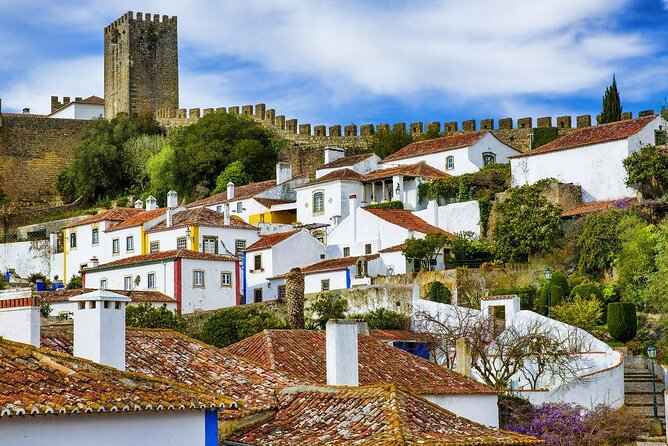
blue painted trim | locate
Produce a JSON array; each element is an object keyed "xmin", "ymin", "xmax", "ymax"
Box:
[
  {"xmin": 345, "ymin": 268, "xmax": 351, "ymax": 289},
  {"xmin": 242, "ymin": 252, "xmax": 247, "ymax": 305},
  {"xmin": 205, "ymin": 410, "xmax": 218, "ymax": 446}
]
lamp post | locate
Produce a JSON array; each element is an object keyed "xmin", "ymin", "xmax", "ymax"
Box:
[
  {"xmin": 648, "ymin": 344, "xmax": 658, "ymax": 420},
  {"xmin": 544, "ymin": 266, "xmax": 552, "ymax": 318}
]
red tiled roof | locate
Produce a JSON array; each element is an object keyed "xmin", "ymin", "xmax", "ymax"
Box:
[
  {"xmin": 224, "ymin": 329, "xmax": 495, "ymax": 395},
  {"xmin": 269, "ymin": 254, "xmax": 380, "ymax": 279},
  {"xmin": 382, "ymin": 131, "xmax": 491, "ymax": 162},
  {"xmin": 369, "ymin": 329, "xmax": 435, "ymax": 343},
  {"xmin": 319, "ymin": 153, "xmax": 375, "ymax": 169},
  {"xmin": 2, "ymin": 112, "xmax": 47, "ymax": 118},
  {"xmin": 245, "ymin": 230, "xmax": 301, "ymax": 252},
  {"xmin": 481, "ymin": 294, "xmax": 518, "ymax": 301},
  {"xmin": 83, "ymin": 249, "xmax": 238, "ymax": 272},
  {"xmin": 296, "ymin": 168, "xmax": 363, "ymax": 188},
  {"xmin": 106, "ymin": 208, "xmax": 165, "ymax": 232},
  {"xmin": 253, "ymin": 198, "xmax": 296, "ymax": 209},
  {"xmin": 147, "ymin": 207, "xmax": 258, "ymax": 232},
  {"xmin": 362, "ymin": 162, "xmax": 449, "ymax": 182},
  {"xmin": 229, "ymin": 384, "xmax": 539, "ymax": 446},
  {"xmin": 37, "ymin": 288, "xmax": 175, "ymax": 304},
  {"xmin": 512, "ymin": 115, "xmax": 658, "ymax": 158},
  {"xmin": 41, "ymin": 327, "xmax": 296, "ymax": 419},
  {"xmin": 61, "ymin": 208, "xmax": 144, "ymax": 229},
  {"xmin": 187, "ymin": 179, "xmax": 278, "ymax": 208},
  {"xmin": 562, "ymin": 197, "xmax": 636, "ymax": 218},
  {"xmin": 79, "ymin": 95, "xmax": 105, "ymax": 105},
  {"xmin": 0, "ymin": 337, "xmax": 237, "ymax": 417},
  {"xmin": 363, "ymin": 208, "xmax": 454, "ymax": 237},
  {"xmin": 378, "ymin": 242, "xmax": 406, "ymax": 253}
]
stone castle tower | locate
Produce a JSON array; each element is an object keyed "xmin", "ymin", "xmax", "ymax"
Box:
[{"xmin": 104, "ymin": 11, "xmax": 179, "ymax": 119}]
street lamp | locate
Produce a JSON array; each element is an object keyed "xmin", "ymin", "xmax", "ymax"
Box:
[
  {"xmin": 648, "ymin": 344, "xmax": 658, "ymax": 420},
  {"xmin": 544, "ymin": 266, "xmax": 552, "ymax": 318}
]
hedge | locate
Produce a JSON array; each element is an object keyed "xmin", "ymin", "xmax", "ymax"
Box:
[{"xmin": 607, "ymin": 302, "xmax": 638, "ymax": 342}]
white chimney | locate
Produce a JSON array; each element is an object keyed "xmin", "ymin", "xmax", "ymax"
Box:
[
  {"xmin": 134, "ymin": 199, "xmax": 143, "ymax": 209},
  {"xmin": 69, "ymin": 289, "xmax": 131, "ymax": 370},
  {"xmin": 326, "ymin": 319, "xmax": 359, "ymax": 386},
  {"xmin": 324, "ymin": 147, "xmax": 345, "ymax": 164},
  {"xmin": 145, "ymin": 195, "xmax": 158, "ymax": 211},
  {"xmin": 349, "ymin": 194, "xmax": 358, "ymax": 242},
  {"xmin": 0, "ymin": 290, "xmax": 40, "ymax": 347},
  {"xmin": 276, "ymin": 162, "xmax": 293, "ymax": 184},
  {"xmin": 224, "ymin": 203, "xmax": 231, "ymax": 226},
  {"xmin": 167, "ymin": 190, "xmax": 178, "ymax": 208},
  {"xmin": 227, "ymin": 182, "xmax": 235, "ymax": 200},
  {"xmin": 427, "ymin": 199, "xmax": 439, "ymax": 227},
  {"xmin": 89, "ymin": 257, "xmax": 99, "ymax": 268}
]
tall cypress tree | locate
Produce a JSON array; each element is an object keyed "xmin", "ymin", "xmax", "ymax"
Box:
[{"xmin": 601, "ymin": 75, "xmax": 623, "ymax": 124}]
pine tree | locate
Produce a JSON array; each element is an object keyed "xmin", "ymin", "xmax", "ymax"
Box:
[{"xmin": 601, "ymin": 75, "xmax": 623, "ymax": 124}]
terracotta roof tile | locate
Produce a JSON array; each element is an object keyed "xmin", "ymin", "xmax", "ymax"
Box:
[
  {"xmin": 296, "ymin": 168, "xmax": 363, "ymax": 188},
  {"xmin": 253, "ymin": 197, "xmax": 296, "ymax": 208},
  {"xmin": 41, "ymin": 327, "xmax": 296, "ymax": 419},
  {"xmin": 147, "ymin": 207, "xmax": 258, "ymax": 233},
  {"xmin": 363, "ymin": 208, "xmax": 454, "ymax": 237},
  {"xmin": 369, "ymin": 329, "xmax": 435, "ymax": 343},
  {"xmin": 245, "ymin": 230, "xmax": 301, "ymax": 252},
  {"xmin": 37, "ymin": 288, "xmax": 175, "ymax": 304},
  {"xmin": 187, "ymin": 180, "xmax": 278, "ymax": 208},
  {"xmin": 378, "ymin": 243, "xmax": 406, "ymax": 253},
  {"xmin": 106, "ymin": 208, "xmax": 165, "ymax": 232},
  {"xmin": 61, "ymin": 208, "xmax": 144, "ymax": 229},
  {"xmin": 382, "ymin": 131, "xmax": 491, "ymax": 162},
  {"xmin": 269, "ymin": 254, "xmax": 379, "ymax": 279},
  {"xmin": 83, "ymin": 249, "xmax": 238, "ymax": 272},
  {"xmin": 229, "ymin": 384, "xmax": 539, "ymax": 446},
  {"xmin": 362, "ymin": 162, "xmax": 449, "ymax": 181},
  {"xmin": 224, "ymin": 329, "xmax": 495, "ymax": 395},
  {"xmin": 481, "ymin": 294, "xmax": 518, "ymax": 301},
  {"xmin": 512, "ymin": 115, "xmax": 658, "ymax": 158},
  {"xmin": 319, "ymin": 153, "xmax": 375, "ymax": 169},
  {"xmin": 0, "ymin": 337, "xmax": 237, "ymax": 417},
  {"xmin": 79, "ymin": 95, "xmax": 105, "ymax": 105},
  {"xmin": 562, "ymin": 197, "xmax": 636, "ymax": 217}
]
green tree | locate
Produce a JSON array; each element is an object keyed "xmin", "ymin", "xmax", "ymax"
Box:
[
  {"xmin": 425, "ymin": 281, "xmax": 452, "ymax": 303},
  {"xmin": 576, "ymin": 210, "xmax": 626, "ymax": 275},
  {"xmin": 212, "ymin": 161, "xmax": 252, "ymax": 194},
  {"xmin": 146, "ymin": 144, "xmax": 178, "ymax": 203},
  {"xmin": 601, "ymin": 74, "xmax": 622, "ymax": 124},
  {"xmin": 66, "ymin": 275, "xmax": 82, "ymax": 289},
  {"xmin": 615, "ymin": 216, "xmax": 657, "ymax": 309},
  {"xmin": 402, "ymin": 232, "xmax": 449, "ymax": 271},
  {"xmin": 356, "ymin": 308, "xmax": 410, "ymax": 330},
  {"xmin": 607, "ymin": 302, "xmax": 637, "ymax": 342},
  {"xmin": 200, "ymin": 306, "xmax": 286, "ymax": 348},
  {"xmin": 623, "ymin": 145, "xmax": 668, "ymax": 199},
  {"xmin": 535, "ymin": 270, "xmax": 569, "ymax": 315},
  {"xmin": 494, "ymin": 185, "xmax": 563, "ymax": 263},
  {"xmin": 307, "ymin": 293, "xmax": 349, "ymax": 329},
  {"xmin": 450, "ymin": 231, "xmax": 494, "ymax": 263},
  {"xmin": 552, "ymin": 295, "xmax": 603, "ymax": 331},
  {"xmin": 637, "ymin": 221, "xmax": 668, "ymax": 312},
  {"xmin": 124, "ymin": 134, "xmax": 168, "ymax": 192},
  {"xmin": 126, "ymin": 303, "xmax": 186, "ymax": 330},
  {"xmin": 368, "ymin": 126, "xmax": 414, "ymax": 159}
]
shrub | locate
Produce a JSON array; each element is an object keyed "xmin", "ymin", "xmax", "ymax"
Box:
[
  {"xmin": 0, "ymin": 274, "xmax": 6, "ymax": 290},
  {"xmin": 307, "ymin": 293, "xmax": 349, "ymax": 329},
  {"xmin": 39, "ymin": 303, "xmax": 52, "ymax": 318},
  {"xmin": 551, "ymin": 295, "xmax": 602, "ymax": 331},
  {"xmin": 607, "ymin": 302, "xmax": 638, "ymax": 342},
  {"xmin": 66, "ymin": 275, "xmax": 82, "ymax": 289},
  {"xmin": 576, "ymin": 209, "xmax": 626, "ymax": 275},
  {"xmin": 425, "ymin": 282, "xmax": 452, "ymax": 303},
  {"xmin": 356, "ymin": 308, "xmax": 410, "ymax": 330},
  {"xmin": 450, "ymin": 231, "xmax": 494, "ymax": 263},
  {"xmin": 200, "ymin": 306, "xmax": 286, "ymax": 348},
  {"xmin": 568, "ymin": 283, "xmax": 602, "ymax": 302},
  {"xmin": 624, "ymin": 144, "xmax": 668, "ymax": 199},
  {"xmin": 364, "ymin": 200, "xmax": 403, "ymax": 210},
  {"xmin": 535, "ymin": 270, "xmax": 569, "ymax": 316},
  {"xmin": 126, "ymin": 303, "xmax": 186, "ymax": 330}
]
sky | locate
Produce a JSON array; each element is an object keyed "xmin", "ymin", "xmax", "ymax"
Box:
[{"xmin": 1, "ymin": 0, "xmax": 668, "ymax": 127}]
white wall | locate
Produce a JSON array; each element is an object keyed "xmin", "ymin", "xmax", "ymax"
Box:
[
  {"xmin": 0, "ymin": 410, "xmax": 212, "ymax": 446},
  {"xmin": 49, "ymin": 103, "xmax": 104, "ymax": 120},
  {"xmin": 148, "ymin": 225, "xmax": 259, "ymax": 256},
  {"xmin": 85, "ymin": 260, "xmax": 176, "ymax": 297},
  {"xmin": 305, "ymin": 270, "xmax": 349, "ymax": 294},
  {"xmin": 296, "ymin": 181, "xmax": 364, "ymax": 226},
  {"xmin": 181, "ymin": 258, "xmax": 238, "ymax": 312},
  {"xmin": 0, "ymin": 240, "xmax": 54, "ymax": 278},
  {"xmin": 316, "ymin": 155, "xmax": 381, "ymax": 178},
  {"xmin": 413, "ymin": 200, "xmax": 481, "ymax": 237},
  {"xmin": 425, "ymin": 394, "xmax": 499, "ymax": 427},
  {"xmin": 380, "ymin": 251, "xmax": 407, "ymax": 275},
  {"xmin": 0, "ymin": 291, "xmax": 40, "ymax": 347}
]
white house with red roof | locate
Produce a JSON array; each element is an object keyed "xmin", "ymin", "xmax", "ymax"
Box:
[
  {"xmin": 47, "ymin": 95, "xmax": 105, "ymax": 120},
  {"xmin": 315, "ymin": 148, "xmax": 381, "ymax": 179},
  {"xmin": 381, "ymin": 131, "xmax": 520, "ymax": 175},
  {"xmin": 244, "ymin": 230, "xmax": 327, "ymax": 302},
  {"xmin": 511, "ymin": 115, "xmax": 668, "ymax": 202}
]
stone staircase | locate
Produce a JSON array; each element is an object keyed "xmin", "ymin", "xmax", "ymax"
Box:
[{"xmin": 625, "ymin": 365, "xmax": 665, "ymax": 444}]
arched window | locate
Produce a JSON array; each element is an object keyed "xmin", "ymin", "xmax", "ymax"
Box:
[
  {"xmin": 356, "ymin": 257, "xmax": 369, "ymax": 278},
  {"xmin": 446, "ymin": 156, "xmax": 455, "ymax": 170},
  {"xmin": 312, "ymin": 190, "xmax": 325, "ymax": 215},
  {"xmin": 482, "ymin": 152, "xmax": 496, "ymax": 166}
]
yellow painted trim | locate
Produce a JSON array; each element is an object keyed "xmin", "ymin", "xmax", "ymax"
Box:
[
  {"xmin": 141, "ymin": 226, "xmax": 148, "ymax": 255},
  {"xmin": 62, "ymin": 230, "xmax": 67, "ymax": 282},
  {"xmin": 190, "ymin": 226, "xmax": 199, "ymax": 251}
]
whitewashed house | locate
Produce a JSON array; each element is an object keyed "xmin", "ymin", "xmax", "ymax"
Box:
[
  {"xmin": 47, "ymin": 95, "xmax": 105, "ymax": 119},
  {"xmin": 82, "ymin": 250, "xmax": 241, "ymax": 314},
  {"xmin": 315, "ymin": 148, "xmax": 381, "ymax": 179},
  {"xmin": 381, "ymin": 130, "xmax": 520, "ymax": 175},
  {"xmin": 511, "ymin": 115, "xmax": 668, "ymax": 202},
  {"xmin": 244, "ymin": 230, "xmax": 326, "ymax": 303}
]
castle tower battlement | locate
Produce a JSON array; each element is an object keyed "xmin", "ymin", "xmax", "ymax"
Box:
[{"xmin": 104, "ymin": 11, "xmax": 179, "ymax": 119}]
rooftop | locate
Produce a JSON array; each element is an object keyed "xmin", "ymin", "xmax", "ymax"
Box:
[
  {"xmin": 82, "ymin": 249, "xmax": 238, "ymax": 272},
  {"xmin": 253, "ymin": 197, "xmax": 296, "ymax": 209},
  {"xmin": 228, "ymin": 384, "xmax": 539, "ymax": 446},
  {"xmin": 378, "ymin": 242, "xmax": 406, "ymax": 253},
  {"xmin": 37, "ymin": 288, "xmax": 175, "ymax": 304},
  {"xmin": 318, "ymin": 152, "xmax": 375, "ymax": 169},
  {"xmin": 296, "ymin": 168, "xmax": 363, "ymax": 188},
  {"xmin": 245, "ymin": 230, "xmax": 302, "ymax": 252},
  {"xmin": 0, "ymin": 336, "xmax": 237, "ymax": 417},
  {"xmin": 106, "ymin": 208, "xmax": 166, "ymax": 232},
  {"xmin": 268, "ymin": 254, "xmax": 380, "ymax": 279},
  {"xmin": 146, "ymin": 207, "xmax": 258, "ymax": 232},
  {"xmin": 187, "ymin": 179, "xmax": 278, "ymax": 208},
  {"xmin": 61, "ymin": 208, "xmax": 144, "ymax": 229},
  {"xmin": 481, "ymin": 294, "xmax": 518, "ymax": 301},
  {"xmin": 511, "ymin": 115, "xmax": 658, "ymax": 158},
  {"xmin": 363, "ymin": 208, "xmax": 454, "ymax": 237},
  {"xmin": 361, "ymin": 162, "xmax": 449, "ymax": 182},
  {"xmin": 224, "ymin": 329, "xmax": 494, "ymax": 396},
  {"xmin": 562, "ymin": 197, "xmax": 636, "ymax": 218},
  {"xmin": 382, "ymin": 131, "xmax": 490, "ymax": 162}
]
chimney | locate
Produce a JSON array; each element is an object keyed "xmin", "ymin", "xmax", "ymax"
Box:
[
  {"xmin": 22, "ymin": 107, "xmax": 30, "ymax": 114},
  {"xmin": 427, "ymin": 199, "xmax": 439, "ymax": 227},
  {"xmin": 69, "ymin": 289, "xmax": 131, "ymax": 370},
  {"xmin": 0, "ymin": 290, "xmax": 40, "ymax": 347},
  {"xmin": 349, "ymin": 194, "xmax": 358, "ymax": 242},
  {"xmin": 134, "ymin": 199, "xmax": 143, "ymax": 209},
  {"xmin": 326, "ymin": 319, "xmax": 359, "ymax": 386},
  {"xmin": 166, "ymin": 190, "xmax": 178, "ymax": 208},
  {"xmin": 227, "ymin": 182, "xmax": 235, "ymax": 200},
  {"xmin": 276, "ymin": 162, "xmax": 293, "ymax": 184},
  {"xmin": 455, "ymin": 337, "xmax": 473, "ymax": 378},
  {"xmin": 89, "ymin": 257, "xmax": 99, "ymax": 268},
  {"xmin": 145, "ymin": 195, "xmax": 158, "ymax": 211},
  {"xmin": 224, "ymin": 203, "xmax": 231, "ymax": 226},
  {"xmin": 324, "ymin": 147, "xmax": 345, "ymax": 164}
]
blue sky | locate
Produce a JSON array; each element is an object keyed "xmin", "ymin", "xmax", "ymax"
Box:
[{"xmin": 1, "ymin": 0, "xmax": 668, "ymax": 127}]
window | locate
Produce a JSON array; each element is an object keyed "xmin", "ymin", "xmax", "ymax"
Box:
[
  {"xmin": 203, "ymin": 236, "xmax": 218, "ymax": 254},
  {"xmin": 216, "ymin": 205, "xmax": 222, "ymax": 213},
  {"xmin": 112, "ymin": 238, "xmax": 120, "ymax": 254},
  {"xmin": 365, "ymin": 243, "xmax": 372, "ymax": 255},
  {"xmin": 99, "ymin": 279, "xmax": 107, "ymax": 290},
  {"xmin": 343, "ymin": 247, "xmax": 350, "ymax": 257},
  {"xmin": 126, "ymin": 236, "xmax": 134, "ymax": 252},
  {"xmin": 446, "ymin": 156, "xmax": 454, "ymax": 170},
  {"xmin": 91, "ymin": 228, "xmax": 99, "ymax": 245},
  {"xmin": 221, "ymin": 271, "xmax": 232, "ymax": 287},
  {"xmin": 236, "ymin": 201, "xmax": 243, "ymax": 213},
  {"xmin": 277, "ymin": 285, "xmax": 286, "ymax": 300},
  {"xmin": 69, "ymin": 232, "xmax": 77, "ymax": 249},
  {"xmin": 149, "ymin": 241, "xmax": 160, "ymax": 253},
  {"xmin": 193, "ymin": 270, "xmax": 205, "ymax": 288},
  {"xmin": 254, "ymin": 288, "xmax": 263, "ymax": 303},
  {"xmin": 482, "ymin": 152, "xmax": 496, "ymax": 166},
  {"xmin": 313, "ymin": 230, "xmax": 325, "ymax": 244},
  {"xmin": 235, "ymin": 240, "xmax": 246, "ymax": 257},
  {"xmin": 312, "ymin": 191, "xmax": 325, "ymax": 214},
  {"xmin": 177, "ymin": 236, "xmax": 187, "ymax": 249},
  {"xmin": 254, "ymin": 254, "xmax": 262, "ymax": 271},
  {"xmin": 321, "ymin": 279, "xmax": 330, "ymax": 291},
  {"xmin": 124, "ymin": 276, "xmax": 132, "ymax": 290},
  {"xmin": 356, "ymin": 257, "xmax": 369, "ymax": 278},
  {"xmin": 147, "ymin": 273, "xmax": 156, "ymax": 289}
]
